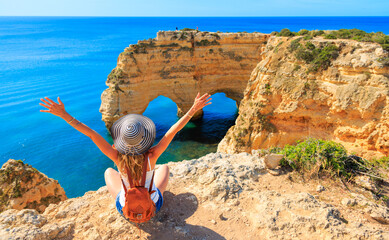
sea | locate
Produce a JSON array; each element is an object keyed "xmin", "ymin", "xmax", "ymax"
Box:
[{"xmin": 1, "ymin": 17, "xmax": 388, "ymax": 198}]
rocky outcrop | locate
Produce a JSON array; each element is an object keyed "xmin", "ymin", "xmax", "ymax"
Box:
[
  {"xmin": 218, "ymin": 36, "xmax": 389, "ymax": 159},
  {"xmin": 0, "ymin": 159, "xmax": 67, "ymax": 213},
  {"xmin": 1, "ymin": 153, "xmax": 388, "ymax": 240},
  {"xmin": 100, "ymin": 31, "xmax": 269, "ymax": 128},
  {"xmin": 100, "ymin": 31, "xmax": 389, "ymax": 158}
]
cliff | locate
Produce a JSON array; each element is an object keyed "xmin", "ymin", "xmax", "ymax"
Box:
[
  {"xmin": 218, "ymin": 36, "xmax": 389, "ymax": 159},
  {"xmin": 0, "ymin": 160, "xmax": 67, "ymax": 213},
  {"xmin": 100, "ymin": 31, "xmax": 389, "ymax": 159},
  {"xmin": 100, "ymin": 31, "xmax": 269, "ymax": 128},
  {"xmin": 1, "ymin": 153, "xmax": 388, "ymax": 239}
]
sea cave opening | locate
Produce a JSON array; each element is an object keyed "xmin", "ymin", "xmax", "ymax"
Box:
[{"xmin": 143, "ymin": 93, "xmax": 238, "ymax": 163}]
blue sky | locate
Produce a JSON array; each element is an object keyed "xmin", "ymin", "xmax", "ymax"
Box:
[{"xmin": 0, "ymin": 0, "xmax": 388, "ymax": 16}]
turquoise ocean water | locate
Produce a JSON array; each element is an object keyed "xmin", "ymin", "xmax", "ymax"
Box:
[{"xmin": 1, "ymin": 17, "xmax": 388, "ymax": 197}]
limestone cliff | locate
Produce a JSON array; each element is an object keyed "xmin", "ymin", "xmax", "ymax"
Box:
[
  {"xmin": 1, "ymin": 153, "xmax": 388, "ymax": 239},
  {"xmin": 218, "ymin": 36, "xmax": 389, "ymax": 159},
  {"xmin": 100, "ymin": 31, "xmax": 269, "ymax": 128},
  {"xmin": 0, "ymin": 160, "xmax": 67, "ymax": 213}
]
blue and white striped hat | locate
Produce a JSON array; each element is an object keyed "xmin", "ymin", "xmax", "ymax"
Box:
[{"xmin": 110, "ymin": 114, "xmax": 156, "ymax": 156}]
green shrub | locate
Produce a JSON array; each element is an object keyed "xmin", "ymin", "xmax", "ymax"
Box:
[
  {"xmin": 371, "ymin": 156, "xmax": 389, "ymax": 169},
  {"xmin": 303, "ymin": 35, "xmax": 313, "ymax": 40},
  {"xmin": 180, "ymin": 28, "xmax": 195, "ymax": 31},
  {"xmin": 305, "ymin": 42, "xmax": 315, "ymax": 50},
  {"xmin": 298, "ymin": 29, "xmax": 310, "ymax": 35},
  {"xmin": 277, "ymin": 28, "xmax": 296, "ymax": 37},
  {"xmin": 324, "ymin": 34, "xmax": 337, "ymax": 39},
  {"xmin": 291, "ymin": 40, "xmax": 339, "ymax": 72},
  {"xmin": 308, "ymin": 44, "xmax": 339, "ymax": 72},
  {"xmin": 270, "ymin": 31, "xmax": 279, "ymax": 36},
  {"xmin": 179, "ymin": 46, "xmax": 194, "ymax": 52},
  {"xmin": 309, "ymin": 29, "xmax": 389, "ymax": 51},
  {"xmin": 108, "ymin": 68, "xmax": 125, "ymax": 82},
  {"xmin": 279, "ymin": 139, "xmax": 350, "ymax": 178},
  {"xmin": 195, "ymin": 39, "xmax": 220, "ymax": 46},
  {"xmin": 159, "ymin": 43, "xmax": 180, "ymax": 48},
  {"xmin": 210, "ymin": 33, "xmax": 221, "ymax": 40},
  {"xmin": 295, "ymin": 48, "xmax": 315, "ymax": 62},
  {"xmin": 180, "ymin": 33, "xmax": 188, "ymax": 40},
  {"xmin": 288, "ymin": 38, "xmax": 302, "ymax": 52},
  {"xmin": 312, "ymin": 30, "xmax": 325, "ymax": 37}
]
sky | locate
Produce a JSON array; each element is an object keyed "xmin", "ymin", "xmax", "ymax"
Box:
[{"xmin": 0, "ymin": 0, "xmax": 388, "ymax": 16}]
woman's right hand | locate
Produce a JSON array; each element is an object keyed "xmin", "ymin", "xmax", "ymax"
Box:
[
  {"xmin": 190, "ymin": 93, "xmax": 212, "ymax": 114},
  {"xmin": 39, "ymin": 97, "xmax": 68, "ymax": 118}
]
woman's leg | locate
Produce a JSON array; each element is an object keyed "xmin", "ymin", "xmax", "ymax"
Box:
[
  {"xmin": 154, "ymin": 165, "xmax": 169, "ymax": 195},
  {"xmin": 104, "ymin": 168, "xmax": 122, "ymax": 199}
]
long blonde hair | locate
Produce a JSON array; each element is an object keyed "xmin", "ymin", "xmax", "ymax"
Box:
[{"xmin": 117, "ymin": 152, "xmax": 146, "ymax": 185}]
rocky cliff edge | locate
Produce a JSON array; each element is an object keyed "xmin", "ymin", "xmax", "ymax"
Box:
[
  {"xmin": 1, "ymin": 153, "xmax": 388, "ymax": 240},
  {"xmin": 218, "ymin": 36, "xmax": 389, "ymax": 159}
]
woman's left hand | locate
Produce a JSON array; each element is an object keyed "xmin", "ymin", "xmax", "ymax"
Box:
[{"xmin": 39, "ymin": 97, "xmax": 67, "ymax": 118}]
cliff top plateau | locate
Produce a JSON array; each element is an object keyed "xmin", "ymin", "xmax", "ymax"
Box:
[{"xmin": 1, "ymin": 151, "xmax": 388, "ymax": 239}]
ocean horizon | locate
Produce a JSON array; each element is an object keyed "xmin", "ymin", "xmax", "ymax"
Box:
[{"xmin": 1, "ymin": 16, "xmax": 388, "ymax": 198}]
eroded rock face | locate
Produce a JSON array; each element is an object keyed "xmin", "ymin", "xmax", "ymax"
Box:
[
  {"xmin": 218, "ymin": 36, "xmax": 389, "ymax": 159},
  {"xmin": 0, "ymin": 160, "xmax": 67, "ymax": 213},
  {"xmin": 100, "ymin": 31, "xmax": 269, "ymax": 128},
  {"xmin": 1, "ymin": 153, "xmax": 387, "ymax": 240}
]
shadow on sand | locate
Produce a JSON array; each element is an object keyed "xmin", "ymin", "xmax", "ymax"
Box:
[{"xmin": 128, "ymin": 191, "xmax": 226, "ymax": 239}]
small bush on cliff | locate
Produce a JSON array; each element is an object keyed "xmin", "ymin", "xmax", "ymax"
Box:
[
  {"xmin": 291, "ymin": 41, "xmax": 339, "ymax": 72},
  {"xmin": 107, "ymin": 68, "xmax": 125, "ymax": 83},
  {"xmin": 288, "ymin": 38, "xmax": 302, "ymax": 52},
  {"xmin": 195, "ymin": 39, "xmax": 220, "ymax": 46},
  {"xmin": 210, "ymin": 33, "xmax": 221, "ymax": 40},
  {"xmin": 180, "ymin": 28, "xmax": 195, "ymax": 31},
  {"xmin": 311, "ymin": 30, "xmax": 325, "ymax": 37},
  {"xmin": 371, "ymin": 156, "xmax": 389, "ymax": 169},
  {"xmin": 277, "ymin": 28, "xmax": 295, "ymax": 37},
  {"xmin": 322, "ymin": 29, "xmax": 389, "ymax": 51},
  {"xmin": 298, "ymin": 29, "xmax": 310, "ymax": 36},
  {"xmin": 279, "ymin": 139, "xmax": 367, "ymax": 179},
  {"xmin": 324, "ymin": 34, "xmax": 337, "ymax": 39},
  {"xmin": 277, "ymin": 29, "xmax": 389, "ymax": 51}
]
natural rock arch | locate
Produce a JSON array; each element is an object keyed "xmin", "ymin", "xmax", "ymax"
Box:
[{"xmin": 100, "ymin": 31, "xmax": 269, "ymax": 129}]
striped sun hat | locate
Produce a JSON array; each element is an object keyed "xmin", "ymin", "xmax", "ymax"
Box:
[{"xmin": 110, "ymin": 114, "xmax": 156, "ymax": 156}]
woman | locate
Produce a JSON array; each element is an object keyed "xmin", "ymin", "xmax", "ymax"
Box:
[{"xmin": 39, "ymin": 93, "xmax": 212, "ymax": 217}]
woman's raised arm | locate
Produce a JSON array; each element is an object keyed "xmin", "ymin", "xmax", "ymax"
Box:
[
  {"xmin": 149, "ymin": 93, "xmax": 212, "ymax": 164},
  {"xmin": 39, "ymin": 97, "xmax": 118, "ymax": 163}
]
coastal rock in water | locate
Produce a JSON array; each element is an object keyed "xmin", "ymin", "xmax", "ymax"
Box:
[
  {"xmin": 218, "ymin": 36, "xmax": 389, "ymax": 159},
  {"xmin": 100, "ymin": 31, "xmax": 269, "ymax": 128},
  {"xmin": 0, "ymin": 159, "xmax": 67, "ymax": 213}
]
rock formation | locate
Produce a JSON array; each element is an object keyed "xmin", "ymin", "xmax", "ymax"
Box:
[
  {"xmin": 218, "ymin": 36, "xmax": 389, "ymax": 159},
  {"xmin": 0, "ymin": 159, "xmax": 67, "ymax": 213},
  {"xmin": 1, "ymin": 153, "xmax": 388, "ymax": 239},
  {"xmin": 100, "ymin": 31, "xmax": 269, "ymax": 128},
  {"xmin": 100, "ymin": 30, "xmax": 389, "ymax": 159}
]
